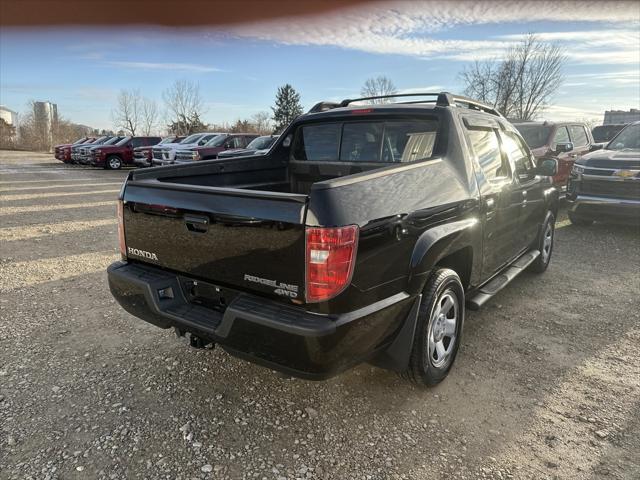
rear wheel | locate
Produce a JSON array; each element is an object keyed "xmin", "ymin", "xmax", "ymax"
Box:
[
  {"xmin": 402, "ymin": 268, "xmax": 464, "ymax": 386},
  {"xmin": 568, "ymin": 211, "xmax": 593, "ymax": 226},
  {"xmin": 106, "ymin": 155, "xmax": 122, "ymax": 170}
]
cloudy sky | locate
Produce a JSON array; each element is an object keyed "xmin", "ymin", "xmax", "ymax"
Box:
[{"xmin": 1, "ymin": 0, "xmax": 638, "ymax": 130}]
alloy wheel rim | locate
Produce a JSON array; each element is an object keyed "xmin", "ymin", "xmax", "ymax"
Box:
[
  {"xmin": 427, "ymin": 290, "xmax": 458, "ymax": 368},
  {"xmin": 542, "ymin": 222, "xmax": 553, "ymax": 263},
  {"xmin": 109, "ymin": 158, "xmax": 120, "ymax": 169}
]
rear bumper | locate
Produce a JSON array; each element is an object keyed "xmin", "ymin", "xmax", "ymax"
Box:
[
  {"xmin": 107, "ymin": 261, "xmax": 413, "ymax": 379},
  {"xmin": 567, "ymin": 194, "xmax": 640, "ymax": 222}
]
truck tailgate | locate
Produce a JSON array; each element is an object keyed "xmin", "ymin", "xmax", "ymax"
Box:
[{"xmin": 122, "ymin": 179, "xmax": 308, "ymax": 300}]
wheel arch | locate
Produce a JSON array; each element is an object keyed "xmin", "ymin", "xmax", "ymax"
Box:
[{"xmin": 407, "ymin": 218, "xmax": 480, "ymax": 295}]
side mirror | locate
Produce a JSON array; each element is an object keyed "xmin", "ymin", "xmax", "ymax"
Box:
[
  {"xmin": 555, "ymin": 142, "xmax": 573, "ymax": 154},
  {"xmin": 536, "ymin": 158, "xmax": 558, "ymax": 177},
  {"xmin": 589, "ymin": 143, "xmax": 604, "ymax": 152}
]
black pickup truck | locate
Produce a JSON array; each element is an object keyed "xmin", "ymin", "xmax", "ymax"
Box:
[{"xmin": 108, "ymin": 92, "xmax": 558, "ymax": 385}]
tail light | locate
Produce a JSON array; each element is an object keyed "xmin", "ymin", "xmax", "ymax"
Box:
[
  {"xmin": 117, "ymin": 200, "xmax": 126, "ymax": 259},
  {"xmin": 305, "ymin": 225, "xmax": 359, "ymax": 303}
]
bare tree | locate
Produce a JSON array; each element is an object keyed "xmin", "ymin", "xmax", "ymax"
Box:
[
  {"xmin": 162, "ymin": 79, "xmax": 205, "ymax": 135},
  {"xmin": 251, "ymin": 111, "xmax": 272, "ymax": 134},
  {"xmin": 140, "ymin": 98, "xmax": 158, "ymax": 135},
  {"xmin": 111, "ymin": 89, "xmax": 142, "ymax": 135},
  {"xmin": 461, "ymin": 34, "xmax": 565, "ymax": 120},
  {"xmin": 360, "ymin": 76, "xmax": 397, "ymax": 103}
]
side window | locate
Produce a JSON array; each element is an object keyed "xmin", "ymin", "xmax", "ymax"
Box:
[
  {"xmin": 467, "ymin": 128, "xmax": 509, "ymax": 182},
  {"xmin": 199, "ymin": 135, "xmax": 212, "ymax": 145},
  {"xmin": 129, "ymin": 138, "xmax": 141, "ymax": 148},
  {"xmin": 234, "ymin": 137, "xmax": 244, "ymax": 148},
  {"xmin": 554, "ymin": 126, "xmax": 570, "ymax": 144},
  {"xmin": 569, "ymin": 125, "xmax": 588, "ymax": 147},
  {"xmin": 500, "ymin": 131, "xmax": 534, "ymax": 178}
]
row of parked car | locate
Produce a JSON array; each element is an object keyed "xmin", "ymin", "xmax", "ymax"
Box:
[
  {"xmin": 54, "ymin": 133, "xmax": 280, "ymax": 169},
  {"xmin": 54, "ymin": 120, "xmax": 629, "ymax": 195},
  {"xmin": 511, "ymin": 121, "xmax": 629, "ymax": 191}
]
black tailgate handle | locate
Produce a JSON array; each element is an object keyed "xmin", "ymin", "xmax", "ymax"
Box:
[{"xmin": 184, "ymin": 214, "xmax": 209, "ymax": 233}]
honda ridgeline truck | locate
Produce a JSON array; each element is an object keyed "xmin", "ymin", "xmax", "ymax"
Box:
[{"xmin": 108, "ymin": 92, "xmax": 559, "ymax": 385}]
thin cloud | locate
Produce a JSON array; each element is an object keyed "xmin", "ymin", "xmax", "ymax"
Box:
[
  {"xmin": 105, "ymin": 61, "xmax": 222, "ymax": 73},
  {"xmin": 227, "ymin": 1, "xmax": 639, "ymax": 65}
]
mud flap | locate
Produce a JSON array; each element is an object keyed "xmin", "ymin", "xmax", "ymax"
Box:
[{"xmin": 369, "ymin": 294, "xmax": 422, "ymax": 372}]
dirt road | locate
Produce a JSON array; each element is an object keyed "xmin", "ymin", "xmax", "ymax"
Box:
[{"xmin": 1, "ymin": 151, "xmax": 639, "ymax": 479}]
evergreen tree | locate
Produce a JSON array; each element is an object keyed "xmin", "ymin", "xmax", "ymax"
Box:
[{"xmin": 271, "ymin": 84, "xmax": 303, "ymax": 134}]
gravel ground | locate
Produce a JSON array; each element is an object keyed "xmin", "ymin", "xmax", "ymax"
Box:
[{"xmin": 1, "ymin": 150, "xmax": 639, "ymax": 480}]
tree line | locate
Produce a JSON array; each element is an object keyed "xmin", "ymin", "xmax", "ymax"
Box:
[{"xmin": 2, "ymin": 34, "xmax": 564, "ymax": 151}]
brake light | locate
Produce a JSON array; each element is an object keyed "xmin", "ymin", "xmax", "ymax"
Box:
[
  {"xmin": 305, "ymin": 225, "xmax": 359, "ymax": 302},
  {"xmin": 117, "ymin": 200, "xmax": 126, "ymax": 258}
]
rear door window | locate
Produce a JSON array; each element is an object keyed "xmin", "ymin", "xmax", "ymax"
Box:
[
  {"xmin": 293, "ymin": 120, "xmax": 438, "ymax": 163},
  {"xmin": 500, "ymin": 131, "xmax": 535, "ymax": 178},
  {"xmin": 467, "ymin": 128, "xmax": 509, "ymax": 183}
]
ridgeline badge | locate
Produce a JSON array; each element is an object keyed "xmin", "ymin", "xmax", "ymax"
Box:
[{"xmin": 244, "ymin": 274, "xmax": 299, "ymax": 298}]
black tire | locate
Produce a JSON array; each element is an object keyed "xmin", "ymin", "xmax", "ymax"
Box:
[
  {"xmin": 106, "ymin": 155, "xmax": 122, "ymax": 170},
  {"xmin": 529, "ymin": 211, "xmax": 555, "ymax": 273},
  {"xmin": 568, "ymin": 211, "xmax": 593, "ymax": 226},
  {"xmin": 402, "ymin": 268, "xmax": 464, "ymax": 386}
]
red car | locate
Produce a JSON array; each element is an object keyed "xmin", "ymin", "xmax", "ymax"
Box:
[
  {"xmin": 54, "ymin": 137, "xmax": 94, "ymax": 162},
  {"xmin": 89, "ymin": 136, "xmax": 162, "ymax": 169},
  {"xmin": 513, "ymin": 121, "xmax": 594, "ymax": 190},
  {"xmin": 173, "ymin": 133, "xmax": 259, "ymax": 163}
]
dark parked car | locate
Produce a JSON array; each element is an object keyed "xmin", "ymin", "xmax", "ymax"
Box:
[
  {"xmin": 90, "ymin": 136, "xmax": 162, "ymax": 169},
  {"xmin": 592, "ymin": 124, "xmax": 627, "ymax": 144},
  {"xmin": 134, "ymin": 136, "xmax": 185, "ymax": 168},
  {"xmin": 174, "ymin": 133, "xmax": 259, "ymax": 163},
  {"xmin": 108, "ymin": 92, "xmax": 558, "ymax": 385},
  {"xmin": 567, "ymin": 121, "xmax": 640, "ymax": 225},
  {"xmin": 513, "ymin": 121, "xmax": 593, "ymax": 190},
  {"xmin": 217, "ymin": 135, "xmax": 280, "ymax": 159}
]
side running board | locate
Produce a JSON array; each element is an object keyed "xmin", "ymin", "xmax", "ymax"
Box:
[{"xmin": 468, "ymin": 250, "xmax": 540, "ymax": 310}]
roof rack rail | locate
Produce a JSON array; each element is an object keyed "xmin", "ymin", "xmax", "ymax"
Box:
[
  {"xmin": 339, "ymin": 92, "xmax": 450, "ymax": 107},
  {"xmin": 308, "ymin": 101, "xmax": 342, "ymax": 113},
  {"xmin": 307, "ymin": 91, "xmax": 503, "ymax": 117}
]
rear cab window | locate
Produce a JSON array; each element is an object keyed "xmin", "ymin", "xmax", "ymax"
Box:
[{"xmin": 292, "ymin": 119, "xmax": 439, "ymax": 164}]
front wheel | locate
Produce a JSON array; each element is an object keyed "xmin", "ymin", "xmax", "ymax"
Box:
[
  {"xmin": 402, "ymin": 268, "xmax": 464, "ymax": 386},
  {"xmin": 529, "ymin": 212, "xmax": 555, "ymax": 273},
  {"xmin": 106, "ymin": 155, "xmax": 122, "ymax": 170}
]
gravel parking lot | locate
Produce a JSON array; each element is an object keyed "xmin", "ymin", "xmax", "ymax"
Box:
[{"xmin": 1, "ymin": 150, "xmax": 639, "ymax": 480}]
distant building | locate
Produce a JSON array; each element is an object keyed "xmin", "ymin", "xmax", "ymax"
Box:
[
  {"xmin": 603, "ymin": 108, "xmax": 640, "ymax": 125},
  {"xmin": 33, "ymin": 101, "xmax": 59, "ymax": 151},
  {"xmin": 0, "ymin": 105, "xmax": 18, "ymax": 126}
]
